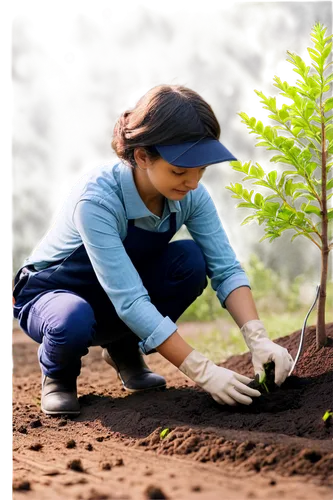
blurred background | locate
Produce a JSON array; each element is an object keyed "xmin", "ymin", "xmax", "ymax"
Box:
[{"xmin": 12, "ymin": 0, "xmax": 333, "ymax": 353}]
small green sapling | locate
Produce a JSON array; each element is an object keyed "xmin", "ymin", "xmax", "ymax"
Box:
[
  {"xmin": 249, "ymin": 361, "xmax": 277, "ymax": 393},
  {"xmin": 226, "ymin": 23, "xmax": 332, "ymax": 349}
]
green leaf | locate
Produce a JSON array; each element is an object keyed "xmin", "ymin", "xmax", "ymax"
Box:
[
  {"xmin": 305, "ymin": 162, "xmax": 318, "ymax": 176},
  {"xmin": 254, "ymin": 193, "xmax": 264, "ymax": 207},
  {"xmin": 284, "ymin": 179, "xmax": 310, "ymax": 199},
  {"xmin": 270, "ymin": 124, "xmax": 287, "ymax": 132},
  {"xmin": 323, "ymin": 53, "xmax": 333, "ymax": 67},
  {"xmin": 259, "ymin": 233, "xmax": 271, "ymax": 242},
  {"xmin": 292, "ymin": 126, "xmax": 303, "ymax": 137},
  {"xmin": 301, "ymin": 203, "xmax": 322, "ymax": 217},
  {"xmin": 265, "ymin": 194, "xmax": 280, "ymax": 201},
  {"xmin": 322, "ymin": 410, "xmax": 333, "ymax": 422},
  {"xmin": 278, "ymin": 105, "xmax": 290, "ymax": 121},
  {"xmin": 273, "ymin": 76, "xmax": 286, "ymax": 91},
  {"xmin": 230, "ymin": 160, "xmax": 251, "ymax": 174},
  {"xmin": 307, "ymin": 47, "xmax": 321, "ymax": 64},
  {"xmin": 255, "ymin": 163, "xmax": 266, "ymax": 179},
  {"xmin": 304, "ymin": 102, "xmax": 316, "ymax": 120},
  {"xmin": 255, "ymin": 141, "xmax": 271, "ymax": 148},
  {"xmin": 263, "ymin": 201, "xmax": 280, "ymax": 216},
  {"xmin": 326, "ymin": 124, "xmax": 333, "ymax": 141},
  {"xmin": 268, "ymin": 170, "xmax": 277, "ymax": 185},
  {"xmin": 324, "ymin": 72, "xmax": 333, "ymax": 85},
  {"xmin": 324, "ymin": 97, "xmax": 333, "ymax": 112},
  {"xmin": 270, "ymin": 155, "xmax": 294, "ymax": 165},
  {"xmin": 310, "ymin": 116, "xmax": 322, "ymax": 123},
  {"xmin": 237, "ymin": 202, "xmax": 255, "ymax": 209},
  {"xmin": 248, "ymin": 165, "xmax": 258, "ymax": 178},
  {"xmin": 326, "ymin": 115, "xmax": 333, "ymax": 125},
  {"xmin": 290, "ymin": 146, "xmax": 302, "ymax": 158},
  {"xmin": 235, "ymin": 183, "xmax": 243, "ymax": 195},
  {"xmin": 322, "ymin": 42, "xmax": 332, "ymax": 61},
  {"xmin": 291, "ymin": 232, "xmax": 304, "ymax": 242},
  {"xmin": 255, "ymin": 121, "xmax": 264, "ymax": 134},
  {"xmin": 274, "ymin": 136, "xmax": 286, "ymax": 147},
  {"xmin": 301, "ymin": 193, "xmax": 318, "ymax": 201},
  {"xmin": 253, "ymin": 180, "xmax": 272, "ymax": 189},
  {"xmin": 327, "ymin": 209, "xmax": 333, "ymax": 221},
  {"xmin": 241, "ymin": 215, "xmax": 257, "ymax": 225},
  {"xmin": 281, "ymin": 170, "xmax": 298, "ymax": 179},
  {"xmin": 327, "ymin": 178, "xmax": 333, "ymax": 191}
]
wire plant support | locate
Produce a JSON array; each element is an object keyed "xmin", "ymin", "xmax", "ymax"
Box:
[{"xmin": 289, "ymin": 284, "xmax": 321, "ymax": 376}]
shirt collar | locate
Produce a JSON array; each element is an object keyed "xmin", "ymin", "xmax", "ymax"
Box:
[{"xmin": 119, "ymin": 162, "xmax": 181, "ymax": 219}]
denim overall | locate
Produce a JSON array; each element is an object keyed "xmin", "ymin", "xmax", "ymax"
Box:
[{"xmin": 13, "ymin": 212, "xmax": 207, "ymax": 379}]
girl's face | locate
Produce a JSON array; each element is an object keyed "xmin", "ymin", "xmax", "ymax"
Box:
[{"xmin": 134, "ymin": 149, "xmax": 207, "ymax": 201}]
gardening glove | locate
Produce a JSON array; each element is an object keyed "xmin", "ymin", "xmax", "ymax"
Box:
[
  {"xmin": 241, "ymin": 319, "xmax": 294, "ymax": 386},
  {"xmin": 178, "ymin": 350, "xmax": 261, "ymax": 406}
]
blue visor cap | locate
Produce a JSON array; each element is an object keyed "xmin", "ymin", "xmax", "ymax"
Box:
[{"xmin": 154, "ymin": 137, "xmax": 237, "ymax": 168}]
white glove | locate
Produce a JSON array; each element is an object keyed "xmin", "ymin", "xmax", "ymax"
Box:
[
  {"xmin": 241, "ymin": 319, "xmax": 294, "ymax": 386},
  {"xmin": 179, "ymin": 350, "xmax": 261, "ymax": 406}
]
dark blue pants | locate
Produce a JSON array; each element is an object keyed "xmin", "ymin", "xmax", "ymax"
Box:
[{"xmin": 17, "ymin": 240, "xmax": 207, "ymax": 379}]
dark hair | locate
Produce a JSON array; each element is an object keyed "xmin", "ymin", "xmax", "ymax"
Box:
[{"xmin": 111, "ymin": 84, "xmax": 221, "ymax": 168}]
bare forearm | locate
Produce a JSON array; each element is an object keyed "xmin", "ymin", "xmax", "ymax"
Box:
[
  {"xmin": 156, "ymin": 330, "xmax": 193, "ymax": 368},
  {"xmin": 225, "ymin": 286, "xmax": 259, "ymax": 328}
]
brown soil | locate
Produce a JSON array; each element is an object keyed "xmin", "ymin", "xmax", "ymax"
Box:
[{"xmin": 13, "ymin": 322, "xmax": 333, "ymax": 499}]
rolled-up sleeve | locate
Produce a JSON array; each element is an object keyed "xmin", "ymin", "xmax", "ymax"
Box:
[
  {"xmin": 185, "ymin": 184, "xmax": 250, "ymax": 308},
  {"xmin": 73, "ymin": 198, "xmax": 177, "ymax": 353}
]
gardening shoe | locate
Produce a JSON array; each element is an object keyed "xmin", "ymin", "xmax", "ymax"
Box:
[
  {"xmin": 102, "ymin": 345, "xmax": 166, "ymax": 392},
  {"xmin": 41, "ymin": 375, "xmax": 80, "ymax": 416}
]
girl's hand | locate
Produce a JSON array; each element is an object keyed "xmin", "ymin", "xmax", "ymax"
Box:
[
  {"xmin": 241, "ymin": 320, "xmax": 294, "ymax": 386},
  {"xmin": 179, "ymin": 350, "xmax": 261, "ymax": 406}
]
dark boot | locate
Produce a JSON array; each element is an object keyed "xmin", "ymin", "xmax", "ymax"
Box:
[
  {"xmin": 102, "ymin": 338, "xmax": 166, "ymax": 392},
  {"xmin": 41, "ymin": 375, "xmax": 80, "ymax": 416}
]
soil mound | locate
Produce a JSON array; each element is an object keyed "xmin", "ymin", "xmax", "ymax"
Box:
[{"xmin": 13, "ymin": 322, "xmax": 333, "ymax": 498}]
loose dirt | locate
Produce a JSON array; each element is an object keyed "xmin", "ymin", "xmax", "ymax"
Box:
[{"xmin": 13, "ymin": 322, "xmax": 333, "ymax": 499}]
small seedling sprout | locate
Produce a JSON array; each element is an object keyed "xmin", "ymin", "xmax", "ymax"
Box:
[
  {"xmin": 255, "ymin": 362, "xmax": 275, "ymax": 393},
  {"xmin": 261, "ymin": 379, "xmax": 270, "ymax": 394},
  {"xmin": 160, "ymin": 428, "xmax": 170, "ymax": 440},
  {"xmin": 322, "ymin": 410, "xmax": 332, "ymax": 422}
]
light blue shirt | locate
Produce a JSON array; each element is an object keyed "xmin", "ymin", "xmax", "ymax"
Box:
[{"xmin": 25, "ymin": 161, "xmax": 250, "ymax": 354}]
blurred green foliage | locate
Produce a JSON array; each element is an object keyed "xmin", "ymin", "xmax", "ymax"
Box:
[{"xmin": 179, "ymin": 253, "xmax": 332, "ymax": 322}]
